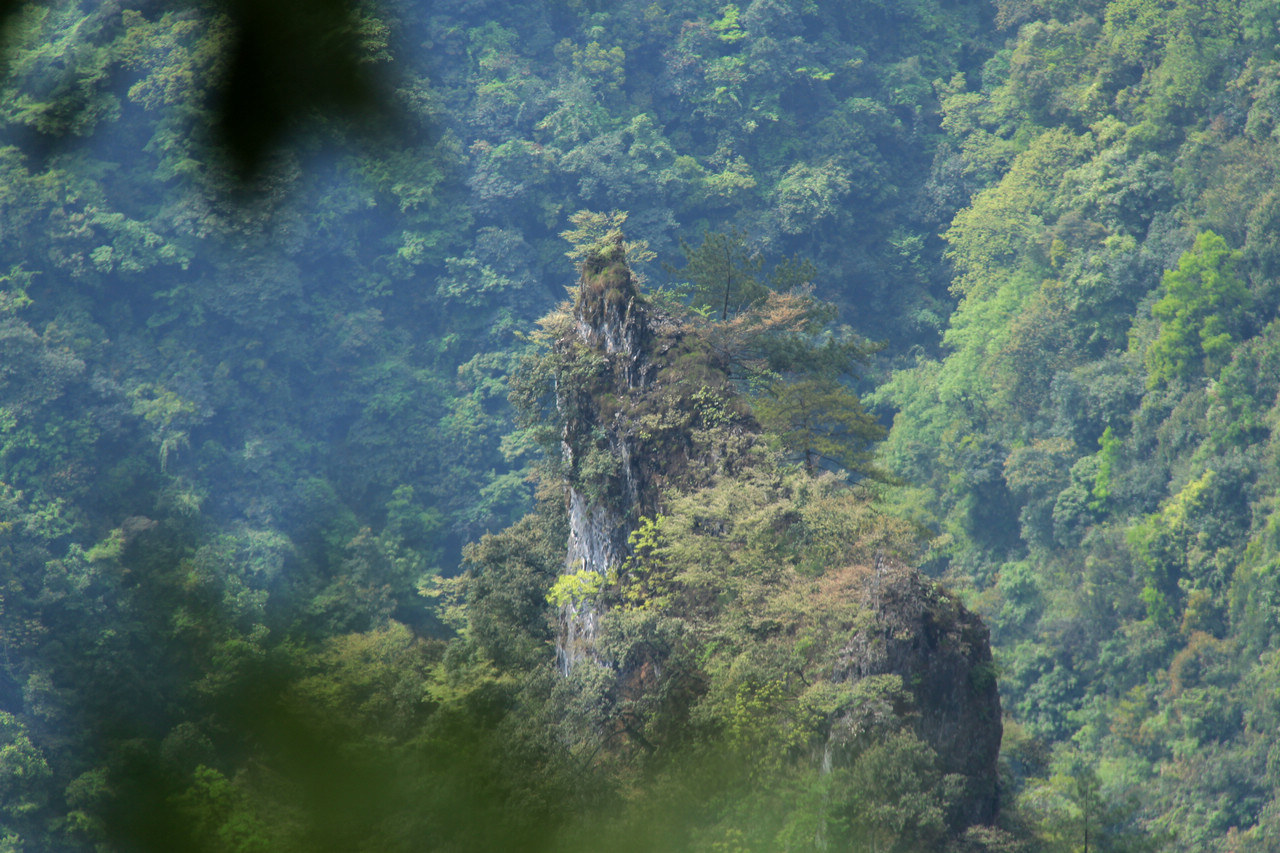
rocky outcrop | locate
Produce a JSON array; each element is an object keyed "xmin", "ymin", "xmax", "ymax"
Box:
[
  {"xmin": 552, "ymin": 238, "xmax": 752, "ymax": 672},
  {"xmin": 555, "ymin": 239, "xmax": 653, "ymax": 673},
  {"xmin": 547, "ymin": 242, "xmax": 1003, "ymax": 835},
  {"xmin": 834, "ymin": 554, "xmax": 1003, "ymax": 828}
]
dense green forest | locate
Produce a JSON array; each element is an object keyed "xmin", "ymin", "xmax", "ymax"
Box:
[{"xmin": 3, "ymin": 0, "xmax": 1280, "ymax": 849}]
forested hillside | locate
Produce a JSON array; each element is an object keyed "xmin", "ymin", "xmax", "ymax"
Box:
[
  {"xmin": 2, "ymin": 0, "xmax": 1280, "ymax": 850},
  {"xmin": 874, "ymin": 1, "xmax": 1280, "ymax": 849}
]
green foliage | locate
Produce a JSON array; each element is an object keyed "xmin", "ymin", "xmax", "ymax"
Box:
[
  {"xmin": 173, "ymin": 766, "xmax": 272, "ymax": 853},
  {"xmin": 1087, "ymin": 426, "xmax": 1121, "ymax": 513},
  {"xmin": 664, "ymin": 227, "xmax": 767, "ymax": 320},
  {"xmin": 547, "ymin": 568, "xmax": 605, "ymax": 609},
  {"xmin": 22, "ymin": 0, "xmax": 1280, "ymax": 850},
  {"xmin": 561, "ymin": 209, "xmax": 654, "ymax": 269},
  {"xmin": 708, "ymin": 4, "xmax": 747, "ymax": 43},
  {"xmin": 753, "ymin": 376, "xmax": 886, "ymax": 477},
  {"xmin": 616, "ymin": 514, "xmax": 673, "ymax": 610},
  {"xmin": 658, "ymin": 229, "xmax": 887, "ymax": 479},
  {"xmin": 1020, "ymin": 752, "xmax": 1156, "ymax": 853},
  {"xmin": 0, "ymin": 712, "xmax": 52, "ymax": 840},
  {"xmin": 869, "ymin": 5, "xmax": 1280, "ymax": 849},
  {"xmin": 773, "ymin": 160, "xmax": 855, "ymax": 236},
  {"xmin": 832, "ymin": 732, "xmax": 951, "ymax": 852},
  {"xmin": 1143, "ymin": 231, "xmax": 1250, "ymax": 386}
]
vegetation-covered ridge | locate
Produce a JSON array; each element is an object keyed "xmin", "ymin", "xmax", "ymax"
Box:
[
  {"xmin": 0, "ymin": 1, "xmax": 1004, "ymax": 847},
  {"xmin": 479, "ymin": 241, "xmax": 1007, "ymax": 849}
]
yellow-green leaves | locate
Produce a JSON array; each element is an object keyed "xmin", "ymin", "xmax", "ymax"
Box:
[
  {"xmin": 546, "ymin": 567, "xmax": 605, "ymax": 609},
  {"xmin": 709, "ymin": 4, "xmax": 747, "ymax": 43},
  {"xmin": 617, "ymin": 515, "xmax": 672, "ymax": 610},
  {"xmin": 1088, "ymin": 426, "xmax": 1121, "ymax": 513},
  {"xmin": 1142, "ymin": 231, "xmax": 1249, "ymax": 387},
  {"xmin": 1127, "ymin": 469, "xmax": 1214, "ymax": 626},
  {"xmin": 560, "ymin": 209, "xmax": 655, "ymax": 273},
  {"xmin": 946, "ymin": 129, "xmax": 1082, "ymax": 300},
  {"xmin": 129, "ymin": 383, "xmax": 199, "ymax": 471}
]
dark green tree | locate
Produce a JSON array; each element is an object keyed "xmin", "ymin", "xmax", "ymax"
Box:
[
  {"xmin": 1143, "ymin": 231, "xmax": 1250, "ymax": 386},
  {"xmin": 665, "ymin": 228, "xmax": 767, "ymax": 320}
]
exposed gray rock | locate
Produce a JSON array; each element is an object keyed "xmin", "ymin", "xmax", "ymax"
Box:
[{"xmin": 556, "ymin": 239, "xmax": 651, "ymax": 673}]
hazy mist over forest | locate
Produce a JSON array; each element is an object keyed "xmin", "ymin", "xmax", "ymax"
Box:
[{"xmin": 2, "ymin": 0, "xmax": 1280, "ymax": 850}]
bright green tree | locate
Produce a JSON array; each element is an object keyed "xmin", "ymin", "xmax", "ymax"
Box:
[{"xmin": 1143, "ymin": 231, "xmax": 1250, "ymax": 386}]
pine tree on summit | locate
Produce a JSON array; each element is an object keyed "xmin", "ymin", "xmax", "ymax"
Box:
[
  {"xmin": 665, "ymin": 229, "xmax": 885, "ymax": 479},
  {"xmin": 665, "ymin": 228, "xmax": 767, "ymax": 320}
]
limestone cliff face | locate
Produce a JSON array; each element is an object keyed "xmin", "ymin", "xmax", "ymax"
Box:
[
  {"xmin": 552, "ymin": 239, "xmax": 750, "ymax": 672},
  {"xmin": 555, "ymin": 240, "xmax": 654, "ymax": 673}
]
